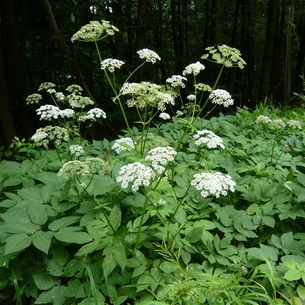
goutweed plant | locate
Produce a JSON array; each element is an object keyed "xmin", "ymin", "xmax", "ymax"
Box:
[{"xmin": 1, "ymin": 20, "xmax": 305, "ymax": 305}]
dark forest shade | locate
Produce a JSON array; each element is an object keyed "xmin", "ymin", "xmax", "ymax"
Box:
[{"xmin": 0, "ymin": 0, "xmax": 305, "ymax": 144}]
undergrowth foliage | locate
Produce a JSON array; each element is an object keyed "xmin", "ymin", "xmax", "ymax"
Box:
[{"xmin": 1, "ymin": 20, "xmax": 305, "ymax": 305}]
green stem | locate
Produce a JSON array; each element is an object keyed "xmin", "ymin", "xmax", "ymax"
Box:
[{"xmin": 135, "ymin": 191, "xmax": 149, "ymax": 249}]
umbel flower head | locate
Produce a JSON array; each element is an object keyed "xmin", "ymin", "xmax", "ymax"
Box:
[
  {"xmin": 112, "ymin": 137, "xmax": 135, "ymax": 154},
  {"xmin": 193, "ymin": 130, "xmax": 225, "ymax": 149},
  {"xmin": 137, "ymin": 48, "xmax": 161, "ymax": 63},
  {"xmin": 26, "ymin": 93, "xmax": 42, "ymax": 105},
  {"xmin": 145, "ymin": 146, "xmax": 177, "ymax": 173},
  {"xmin": 120, "ymin": 82, "xmax": 175, "ymax": 111},
  {"xmin": 58, "ymin": 157, "xmax": 109, "ymax": 179},
  {"xmin": 101, "ymin": 58, "xmax": 125, "ymax": 72},
  {"xmin": 166, "ymin": 75, "xmax": 187, "ymax": 88},
  {"xmin": 287, "ymin": 119, "xmax": 302, "ymax": 129},
  {"xmin": 201, "ymin": 45, "xmax": 246, "ymax": 69},
  {"xmin": 255, "ymin": 115, "xmax": 272, "ymax": 124},
  {"xmin": 71, "ymin": 20, "xmax": 119, "ymax": 42},
  {"xmin": 116, "ymin": 162, "xmax": 155, "ymax": 192},
  {"xmin": 182, "ymin": 61, "xmax": 205, "ymax": 76},
  {"xmin": 209, "ymin": 89, "xmax": 234, "ymax": 107},
  {"xmin": 191, "ymin": 172, "xmax": 236, "ymax": 198},
  {"xmin": 31, "ymin": 126, "xmax": 70, "ymax": 146}
]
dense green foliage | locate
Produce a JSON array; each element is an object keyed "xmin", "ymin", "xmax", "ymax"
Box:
[
  {"xmin": 1, "ymin": 106, "xmax": 305, "ymax": 305},
  {"xmin": 1, "ymin": 17, "xmax": 305, "ymax": 305}
]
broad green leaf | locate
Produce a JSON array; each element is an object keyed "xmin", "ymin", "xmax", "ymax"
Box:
[
  {"xmin": 281, "ymin": 232, "xmax": 294, "ymax": 249},
  {"xmin": 5, "ymin": 233, "xmax": 32, "ymax": 254},
  {"xmin": 48, "ymin": 216, "xmax": 80, "ymax": 231},
  {"xmin": 32, "ymin": 231, "xmax": 52, "ymax": 254},
  {"xmin": 102, "ymin": 254, "xmax": 116, "ymax": 280},
  {"xmin": 0, "ymin": 222, "xmax": 40, "ymax": 234},
  {"xmin": 35, "ymin": 285, "xmax": 66, "ymax": 305},
  {"xmin": 136, "ymin": 274, "xmax": 151, "ymax": 292},
  {"xmin": 75, "ymin": 241, "xmax": 104, "ymax": 256},
  {"xmin": 132, "ymin": 265, "xmax": 146, "ymax": 277},
  {"xmin": 108, "ymin": 204, "xmax": 121, "ymax": 232},
  {"xmin": 63, "ymin": 259, "xmax": 84, "ymax": 277},
  {"xmin": 54, "ymin": 230, "xmax": 92, "ymax": 244},
  {"xmin": 114, "ymin": 296, "xmax": 128, "ymax": 305},
  {"xmin": 297, "ymin": 285, "xmax": 305, "ymax": 300},
  {"xmin": 28, "ymin": 203, "xmax": 48, "ymax": 225},
  {"xmin": 186, "ymin": 227, "xmax": 202, "ymax": 243},
  {"xmin": 32, "ymin": 273, "xmax": 60, "ymax": 290},
  {"xmin": 283, "ymin": 268, "xmax": 302, "ymax": 281},
  {"xmin": 136, "ymin": 301, "xmax": 169, "ymax": 305}
]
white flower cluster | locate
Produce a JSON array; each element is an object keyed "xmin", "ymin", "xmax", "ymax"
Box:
[
  {"xmin": 55, "ymin": 92, "xmax": 65, "ymax": 100},
  {"xmin": 112, "ymin": 137, "xmax": 135, "ymax": 154},
  {"xmin": 187, "ymin": 94, "xmax": 196, "ymax": 101},
  {"xmin": 71, "ymin": 20, "xmax": 119, "ymax": 42},
  {"xmin": 255, "ymin": 115, "xmax": 272, "ymax": 124},
  {"xmin": 68, "ymin": 95, "xmax": 94, "ymax": 108},
  {"xmin": 116, "ymin": 162, "xmax": 155, "ymax": 192},
  {"xmin": 69, "ymin": 145, "xmax": 84, "ymax": 156},
  {"xmin": 166, "ymin": 75, "xmax": 187, "ymax": 88},
  {"xmin": 194, "ymin": 83, "xmax": 213, "ymax": 92},
  {"xmin": 38, "ymin": 82, "xmax": 56, "ymax": 91},
  {"xmin": 36, "ymin": 105, "xmax": 75, "ymax": 120},
  {"xmin": 145, "ymin": 146, "xmax": 177, "ymax": 173},
  {"xmin": 101, "ymin": 58, "xmax": 125, "ymax": 72},
  {"xmin": 58, "ymin": 157, "xmax": 109, "ymax": 179},
  {"xmin": 66, "ymin": 84, "xmax": 83, "ymax": 95},
  {"xmin": 182, "ymin": 61, "xmax": 205, "ymax": 76},
  {"xmin": 191, "ymin": 172, "xmax": 236, "ymax": 198},
  {"xmin": 137, "ymin": 48, "xmax": 161, "ymax": 63},
  {"xmin": 78, "ymin": 108, "xmax": 107, "ymax": 121},
  {"xmin": 120, "ymin": 82, "xmax": 175, "ymax": 111},
  {"xmin": 201, "ymin": 45, "xmax": 246, "ymax": 69},
  {"xmin": 209, "ymin": 89, "xmax": 234, "ymax": 107},
  {"xmin": 58, "ymin": 161, "xmax": 91, "ymax": 179},
  {"xmin": 272, "ymin": 119, "xmax": 286, "ymax": 129},
  {"xmin": 287, "ymin": 120, "xmax": 302, "ymax": 129},
  {"xmin": 159, "ymin": 112, "xmax": 171, "ymax": 120},
  {"xmin": 193, "ymin": 130, "xmax": 225, "ymax": 149},
  {"xmin": 31, "ymin": 126, "xmax": 69, "ymax": 146},
  {"xmin": 36, "ymin": 105, "xmax": 60, "ymax": 120},
  {"xmin": 26, "ymin": 93, "xmax": 42, "ymax": 105}
]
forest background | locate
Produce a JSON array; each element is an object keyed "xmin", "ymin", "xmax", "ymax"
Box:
[{"xmin": 1, "ymin": 0, "xmax": 305, "ymax": 146}]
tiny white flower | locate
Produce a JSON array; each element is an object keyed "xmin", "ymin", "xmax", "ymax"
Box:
[
  {"xmin": 38, "ymin": 82, "xmax": 56, "ymax": 91},
  {"xmin": 36, "ymin": 105, "xmax": 61, "ymax": 120},
  {"xmin": 209, "ymin": 89, "xmax": 234, "ymax": 107},
  {"xmin": 69, "ymin": 145, "xmax": 84, "ymax": 156},
  {"xmin": 191, "ymin": 172, "xmax": 236, "ymax": 198},
  {"xmin": 145, "ymin": 146, "xmax": 177, "ymax": 173},
  {"xmin": 272, "ymin": 119, "xmax": 286, "ymax": 129},
  {"xmin": 255, "ymin": 115, "xmax": 272, "ymax": 124},
  {"xmin": 166, "ymin": 75, "xmax": 187, "ymax": 88},
  {"xmin": 287, "ymin": 120, "xmax": 301, "ymax": 129},
  {"xmin": 182, "ymin": 61, "xmax": 205, "ymax": 76},
  {"xmin": 26, "ymin": 93, "xmax": 42, "ymax": 105},
  {"xmin": 137, "ymin": 48, "xmax": 161, "ymax": 63},
  {"xmin": 55, "ymin": 92, "xmax": 65, "ymax": 100},
  {"xmin": 112, "ymin": 137, "xmax": 135, "ymax": 154},
  {"xmin": 101, "ymin": 58, "xmax": 125, "ymax": 72},
  {"xmin": 187, "ymin": 94, "xmax": 196, "ymax": 101},
  {"xmin": 176, "ymin": 110, "xmax": 184, "ymax": 117},
  {"xmin": 78, "ymin": 108, "xmax": 107, "ymax": 121},
  {"xmin": 47, "ymin": 88, "xmax": 56, "ymax": 94},
  {"xmin": 193, "ymin": 130, "xmax": 225, "ymax": 149},
  {"xmin": 159, "ymin": 112, "xmax": 171, "ymax": 120},
  {"xmin": 116, "ymin": 162, "xmax": 155, "ymax": 192}
]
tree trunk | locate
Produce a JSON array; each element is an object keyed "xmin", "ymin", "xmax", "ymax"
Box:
[
  {"xmin": 0, "ymin": 48, "xmax": 16, "ymax": 146},
  {"xmin": 258, "ymin": 0, "xmax": 280, "ymax": 99},
  {"xmin": 40, "ymin": 0, "xmax": 95, "ymax": 102}
]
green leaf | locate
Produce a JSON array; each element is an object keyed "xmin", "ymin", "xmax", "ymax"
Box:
[
  {"xmin": 28, "ymin": 203, "xmax": 48, "ymax": 225},
  {"xmin": 186, "ymin": 227, "xmax": 202, "ymax": 243},
  {"xmin": 108, "ymin": 204, "xmax": 121, "ymax": 232},
  {"xmin": 284, "ymin": 268, "xmax": 302, "ymax": 281},
  {"xmin": 32, "ymin": 231, "xmax": 52, "ymax": 254},
  {"xmin": 281, "ymin": 232, "xmax": 294, "ymax": 249},
  {"xmin": 54, "ymin": 229, "xmax": 92, "ymax": 244},
  {"xmin": 75, "ymin": 241, "xmax": 104, "ymax": 256},
  {"xmin": 5, "ymin": 233, "xmax": 32, "ymax": 254},
  {"xmin": 132, "ymin": 265, "xmax": 146, "ymax": 277},
  {"xmin": 297, "ymin": 285, "xmax": 305, "ymax": 300},
  {"xmin": 35, "ymin": 285, "xmax": 66, "ymax": 305},
  {"xmin": 32, "ymin": 273, "xmax": 60, "ymax": 290},
  {"xmin": 102, "ymin": 254, "xmax": 116, "ymax": 280},
  {"xmin": 0, "ymin": 222, "xmax": 40, "ymax": 234},
  {"xmin": 136, "ymin": 301, "xmax": 169, "ymax": 305},
  {"xmin": 48, "ymin": 216, "xmax": 80, "ymax": 231},
  {"xmin": 63, "ymin": 259, "xmax": 84, "ymax": 277}
]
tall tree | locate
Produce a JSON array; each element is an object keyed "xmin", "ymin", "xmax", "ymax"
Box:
[{"xmin": 258, "ymin": 0, "xmax": 280, "ymax": 100}]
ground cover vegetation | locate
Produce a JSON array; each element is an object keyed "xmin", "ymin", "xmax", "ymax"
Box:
[{"xmin": 1, "ymin": 20, "xmax": 305, "ymax": 305}]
